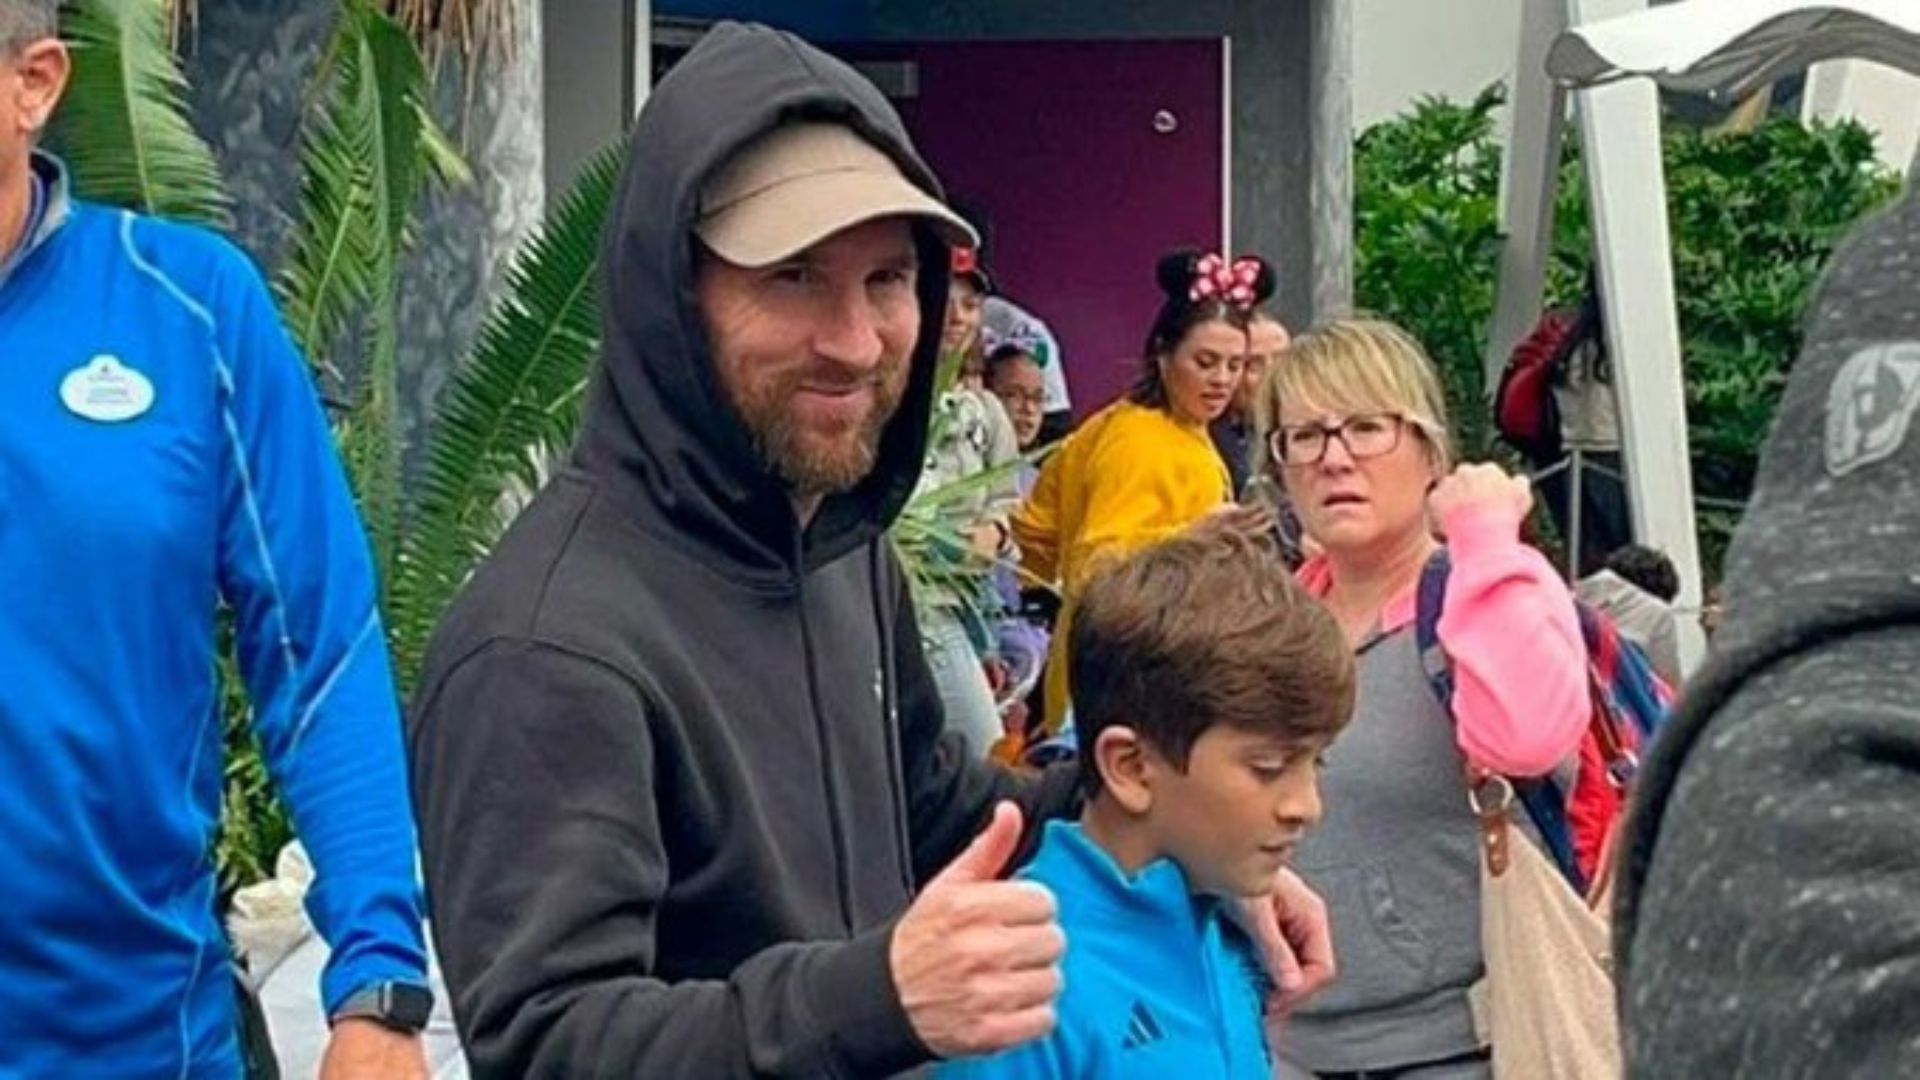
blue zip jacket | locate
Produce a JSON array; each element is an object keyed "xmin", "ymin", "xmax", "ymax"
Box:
[
  {"xmin": 0, "ymin": 154, "xmax": 427, "ymax": 1078},
  {"xmin": 937, "ymin": 821, "xmax": 1273, "ymax": 1079}
]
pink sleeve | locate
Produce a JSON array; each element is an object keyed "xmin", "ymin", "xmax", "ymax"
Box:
[{"xmin": 1436, "ymin": 503, "xmax": 1591, "ymax": 776}]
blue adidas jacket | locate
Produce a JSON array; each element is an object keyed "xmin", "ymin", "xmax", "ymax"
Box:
[
  {"xmin": 0, "ymin": 154, "xmax": 427, "ymax": 1078},
  {"xmin": 937, "ymin": 821, "xmax": 1272, "ymax": 1079}
]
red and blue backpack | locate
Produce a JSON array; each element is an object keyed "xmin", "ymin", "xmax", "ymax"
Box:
[{"xmin": 1414, "ymin": 551, "xmax": 1672, "ymax": 894}]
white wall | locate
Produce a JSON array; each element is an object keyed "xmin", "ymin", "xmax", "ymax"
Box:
[{"xmin": 1351, "ymin": 0, "xmax": 1523, "ymax": 131}]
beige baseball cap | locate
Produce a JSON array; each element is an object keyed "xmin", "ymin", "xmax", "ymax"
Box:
[{"xmin": 694, "ymin": 122, "xmax": 978, "ymax": 268}]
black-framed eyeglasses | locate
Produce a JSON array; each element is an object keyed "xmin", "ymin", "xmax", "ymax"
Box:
[{"xmin": 1269, "ymin": 413, "xmax": 1408, "ymax": 465}]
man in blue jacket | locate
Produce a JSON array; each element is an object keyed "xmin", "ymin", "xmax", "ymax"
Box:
[{"xmin": 0, "ymin": 4, "xmax": 431, "ymax": 1076}]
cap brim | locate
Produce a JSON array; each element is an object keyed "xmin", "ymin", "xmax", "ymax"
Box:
[{"xmin": 695, "ymin": 170, "xmax": 978, "ymax": 268}]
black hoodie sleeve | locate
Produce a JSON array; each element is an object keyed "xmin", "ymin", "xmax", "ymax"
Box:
[
  {"xmin": 885, "ymin": 565, "xmax": 1081, "ymax": 884},
  {"xmin": 412, "ymin": 638, "xmax": 928, "ymax": 1079},
  {"xmin": 1618, "ymin": 188, "xmax": 1920, "ymax": 1076}
]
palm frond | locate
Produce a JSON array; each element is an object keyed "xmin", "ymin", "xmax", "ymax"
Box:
[
  {"xmin": 891, "ymin": 446, "xmax": 1054, "ymax": 629},
  {"xmin": 384, "ymin": 141, "xmax": 622, "ymax": 688},
  {"xmin": 275, "ymin": 13, "xmax": 390, "ymax": 381},
  {"xmin": 51, "ymin": 0, "xmax": 229, "ymax": 227},
  {"xmin": 336, "ymin": 299, "xmax": 405, "ymax": 592},
  {"xmin": 276, "ymin": 0, "xmax": 465, "ymax": 380},
  {"xmin": 276, "ymin": 0, "xmax": 467, "ymax": 590}
]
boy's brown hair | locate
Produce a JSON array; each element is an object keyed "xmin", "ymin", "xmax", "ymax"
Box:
[{"xmin": 1068, "ymin": 519, "xmax": 1355, "ymax": 794}]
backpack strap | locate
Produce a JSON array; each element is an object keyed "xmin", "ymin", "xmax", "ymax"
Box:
[
  {"xmin": 1413, "ymin": 549, "xmax": 1586, "ymax": 890},
  {"xmin": 1413, "ymin": 550, "xmax": 1455, "ymax": 701}
]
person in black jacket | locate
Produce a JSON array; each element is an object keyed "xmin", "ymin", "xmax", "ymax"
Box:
[
  {"xmin": 1616, "ymin": 180, "xmax": 1920, "ymax": 1075},
  {"xmin": 407, "ymin": 22, "xmax": 1332, "ymax": 1079}
]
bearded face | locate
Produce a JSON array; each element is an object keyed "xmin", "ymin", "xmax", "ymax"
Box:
[{"xmin": 697, "ymin": 218, "xmax": 921, "ymax": 502}]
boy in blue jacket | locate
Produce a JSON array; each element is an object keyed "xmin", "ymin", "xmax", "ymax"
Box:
[{"xmin": 941, "ymin": 521, "xmax": 1355, "ymax": 1078}]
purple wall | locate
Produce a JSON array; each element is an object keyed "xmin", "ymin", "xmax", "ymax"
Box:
[{"xmin": 836, "ymin": 39, "xmax": 1226, "ymax": 418}]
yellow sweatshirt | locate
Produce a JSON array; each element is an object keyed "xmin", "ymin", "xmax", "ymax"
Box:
[{"xmin": 1012, "ymin": 399, "xmax": 1231, "ymax": 731}]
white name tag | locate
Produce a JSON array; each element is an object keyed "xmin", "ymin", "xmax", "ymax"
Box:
[{"xmin": 60, "ymin": 355, "xmax": 155, "ymax": 423}]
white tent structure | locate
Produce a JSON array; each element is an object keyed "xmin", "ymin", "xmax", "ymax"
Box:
[{"xmin": 1487, "ymin": 0, "xmax": 1920, "ymax": 675}]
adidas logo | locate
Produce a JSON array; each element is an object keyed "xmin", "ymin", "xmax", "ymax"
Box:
[{"xmin": 1120, "ymin": 1000, "xmax": 1164, "ymax": 1050}]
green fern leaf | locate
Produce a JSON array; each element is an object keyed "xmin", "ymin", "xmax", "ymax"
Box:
[
  {"xmin": 50, "ymin": 0, "xmax": 229, "ymax": 227},
  {"xmin": 384, "ymin": 141, "xmax": 622, "ymax": 688}
]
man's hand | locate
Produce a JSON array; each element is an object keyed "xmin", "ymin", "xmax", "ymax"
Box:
[
  {"xmin": 892, "ymin": 801, "xmax": 1065, "ymax": 1058},
  {"xmin": 1237, "ymin": 866, "xmax": 1336, "ymax": 1017},
  {"xmin": 318, "ymin": 1018, "xmax": 428, "ymax": 1080}
]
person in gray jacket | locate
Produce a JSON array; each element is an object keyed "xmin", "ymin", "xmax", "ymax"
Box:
[
  {"xmin": 1576, "ymin": 544, "xmax": 1683, "ymax": 686},
  {"xmin": 1617, "ymin": 178, "xmax": 1920, "ymax": 1075}
]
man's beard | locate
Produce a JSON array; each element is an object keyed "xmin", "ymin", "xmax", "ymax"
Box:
[{"xmin": 731, "ymin": 363, "xmax": 908, "ymax": 502}]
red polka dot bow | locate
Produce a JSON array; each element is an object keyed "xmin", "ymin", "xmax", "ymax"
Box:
[{"xmin": 1188, "ymin": 253, "xmax": 1262, "ymax": 307}]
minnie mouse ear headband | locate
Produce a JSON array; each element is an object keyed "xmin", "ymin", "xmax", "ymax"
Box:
[
  {"xmin": 1187, "ymin": 252, "xmax": 1265, "ymax": 308},
  {"xmin": 951, "ymin": 245, "xmax": 994, "ymax": 294}
]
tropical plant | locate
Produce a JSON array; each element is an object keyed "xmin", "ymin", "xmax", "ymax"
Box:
[
  {"xmin": 52, "ymin": 0, "xmax": 482, "ymax": 891},
  {"xmin": 383, "ymin": 142, "xmax": 623, "ymax": 686},
  {"xmin": 278, "ymin": 0, "xmax": 470, "ymax": 584},
  {"xmin": 49, "ymin": 0, "xmax": 229, "ymax": 227},
  {"xmin": 1353, "ymin": 85, "xmax": 1514, "ymax": 460},
  {"xmin": 166, "ymin": 0, "xmax": 522, "ymax": 67}
]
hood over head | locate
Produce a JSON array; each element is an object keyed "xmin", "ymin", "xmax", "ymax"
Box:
[{"xmin": 572, "ymin": 21, "xmax": 966, "ymax": 578}]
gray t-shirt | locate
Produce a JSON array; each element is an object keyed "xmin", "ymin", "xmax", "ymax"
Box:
[{"xmin": 1285, "ymin": 627, "xmax": 1486, "ymax": 1072}]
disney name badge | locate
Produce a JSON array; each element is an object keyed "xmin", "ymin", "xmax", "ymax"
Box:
[{"xmin": 60, "ymin": 355, "xmax": 155, "ymax": 423}]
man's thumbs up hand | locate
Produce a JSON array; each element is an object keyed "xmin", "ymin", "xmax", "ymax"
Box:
[{"xmin": 892, "ymin": 802, "xmax": 1066, "ymax": 1059}]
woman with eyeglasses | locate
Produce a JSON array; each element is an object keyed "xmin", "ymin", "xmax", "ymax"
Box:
[
  {"xmin": 1253, "ymin": 319, "xmax": 1591, "ymax": 1079},
  {"xmin": 1013, "ymin": 248, "xmax": 1277, "ymax": 735}
]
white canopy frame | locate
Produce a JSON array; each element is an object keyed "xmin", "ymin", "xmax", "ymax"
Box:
[{"xmin": 1488, "ymin": 0, "xmax": 1920, "ymax": 676}]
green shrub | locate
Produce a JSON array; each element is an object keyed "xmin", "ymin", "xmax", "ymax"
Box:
[{"xmin": 1354, "ymin": 85, "xmax": 1903, "ymax": 578}]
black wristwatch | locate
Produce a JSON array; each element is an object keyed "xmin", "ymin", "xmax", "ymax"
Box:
[{"xmin": 330, "ymin": 981, "xmax": 433, "ymax": 1034}]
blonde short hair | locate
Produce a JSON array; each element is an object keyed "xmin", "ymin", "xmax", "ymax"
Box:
[{"xmin": 1253, "ymin": 317, "xmax": 1454, "ymax": 473}]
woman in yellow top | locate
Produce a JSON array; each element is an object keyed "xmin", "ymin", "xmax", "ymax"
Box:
[{"xmin": 1014, "ymin": 249, "xmax": 1278, "ymax": 731}]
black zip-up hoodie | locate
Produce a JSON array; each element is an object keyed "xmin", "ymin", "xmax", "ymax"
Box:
[{"xmin": 407, "ymin": 23, "xmax": 1076, "ymax": 1078}]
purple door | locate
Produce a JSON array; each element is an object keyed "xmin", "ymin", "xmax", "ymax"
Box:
[{"xmin": 835, "ymin": 39, "xmax": 1227, "ymax": 419}]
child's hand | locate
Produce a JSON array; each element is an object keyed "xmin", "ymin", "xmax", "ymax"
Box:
[{"xmin": 966, "ymin": 521, "xmax": 1006, "ymax": 562}]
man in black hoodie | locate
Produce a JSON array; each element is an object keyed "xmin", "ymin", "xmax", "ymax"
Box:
[
  {"xmin": 1616, "ymin": 178, "xmax": 1920, "ymax": 1074},
  {"xmin": 408, "ymin": 22, "xmax": 1331, "ymax": 1079}
]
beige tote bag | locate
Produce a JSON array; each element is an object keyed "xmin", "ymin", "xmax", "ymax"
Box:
[{"xmin": 1467, "ymin": 775, "xmax": 1623, "ymax": 1079}]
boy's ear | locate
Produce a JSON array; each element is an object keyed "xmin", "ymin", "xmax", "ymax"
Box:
[{"xmin": 1093, "ymin": 726, "xmax": 1153, "ymax": 816}]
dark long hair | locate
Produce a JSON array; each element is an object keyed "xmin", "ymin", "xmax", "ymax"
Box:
[{"xmin": 1129, "ymin": 248, "xmax": 1278, "ymax": 409}]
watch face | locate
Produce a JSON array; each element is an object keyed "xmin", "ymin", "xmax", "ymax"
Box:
[{"xmin": 386, "ymin": 983, "xmax": 434, "ymax": 1030}]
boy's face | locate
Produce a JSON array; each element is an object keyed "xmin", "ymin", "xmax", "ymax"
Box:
[{"xmin": 1147, "ymin": 726, "xmax": 1327, "ymax": 898}]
